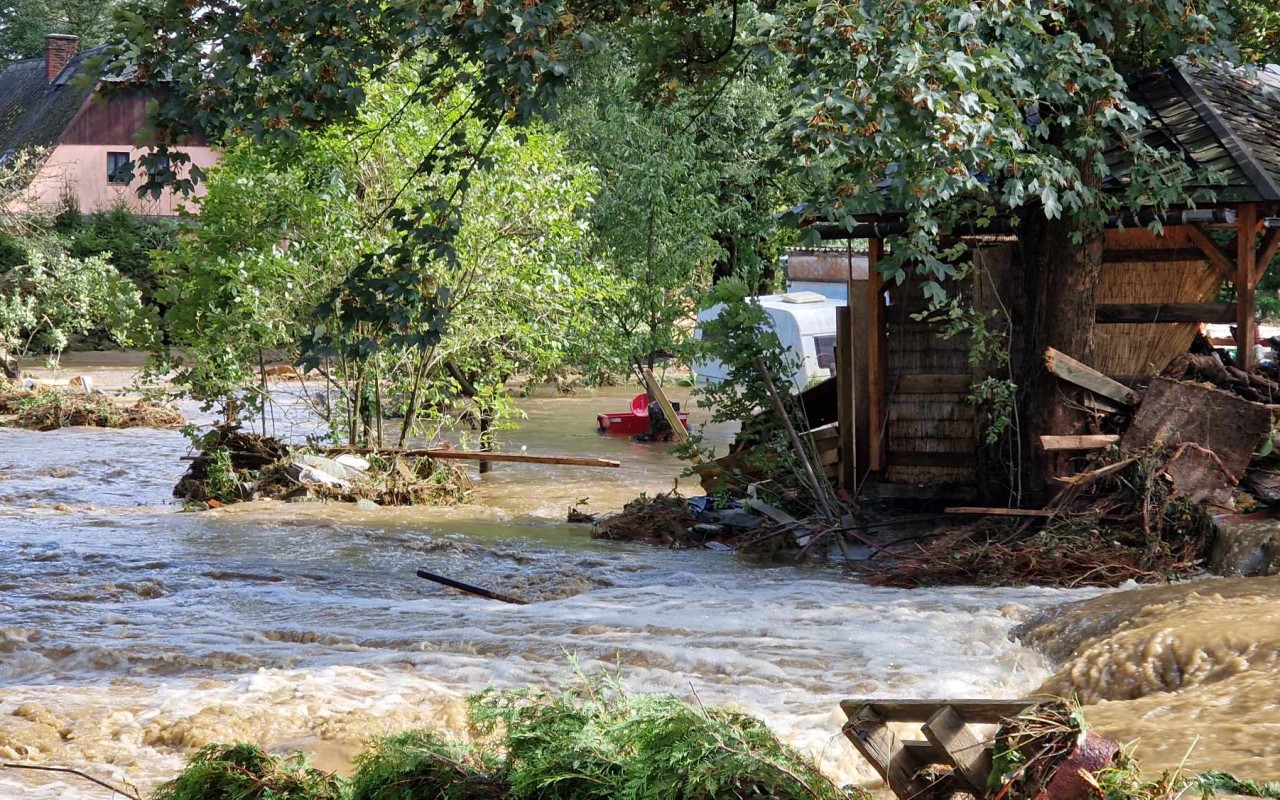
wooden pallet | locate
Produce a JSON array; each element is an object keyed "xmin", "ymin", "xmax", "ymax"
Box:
[{"xmin": 840, "ymin": 698, "xmax": 1039, "ymax": 800}]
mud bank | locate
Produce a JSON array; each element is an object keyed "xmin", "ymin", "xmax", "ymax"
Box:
[{"xmin": 1018, "ymin": 575, "xmax": 1280, "ymax": 777}]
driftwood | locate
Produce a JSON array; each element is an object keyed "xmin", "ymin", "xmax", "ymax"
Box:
[{"xmin": 415, "ymin": 569, "xmax": 528, "ymax": 605}]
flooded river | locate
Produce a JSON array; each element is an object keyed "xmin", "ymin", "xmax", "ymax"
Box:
[{"xmin": 1, "ymin": 364, "xmax": 1277, "ymax": 796}]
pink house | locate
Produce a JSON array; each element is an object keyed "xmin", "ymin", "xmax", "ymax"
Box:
[{"xmin": 0, "ymin": 35, "xmax": 219, "ymax": 216}]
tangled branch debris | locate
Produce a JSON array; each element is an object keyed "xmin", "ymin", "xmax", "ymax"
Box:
[
  {"xmin": 0, "ymin": 382, "xmax": 183, "ymax": 431},
  {"xmin": 173, "ymin": 428, "xmax": 471, "ymax": 507},
  {"xmin": 861, "ymin": 449, "xmax": 1213, "ymax": 588}
]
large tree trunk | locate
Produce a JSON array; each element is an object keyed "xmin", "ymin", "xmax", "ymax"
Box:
[{"xmin": 1018, "ymin": 203, "xmax": 1106, "ymax": 495}]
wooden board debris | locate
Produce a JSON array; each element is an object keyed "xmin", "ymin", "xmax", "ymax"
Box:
[
  {"xmin": 1040, "ymin": 434, "xmax": 1120, "ymax": 451},
  {"xmin": 1121, "ymin": 377, "xmax": 1271, "ymax": 480},
  {"xmin": 1044, "ymin": 348, "xmax": 1136, "ymax": 406}
]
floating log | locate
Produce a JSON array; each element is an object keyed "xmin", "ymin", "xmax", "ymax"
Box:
[
  {"xmin": 323, "ymin": 446, "xmax": 620, "ymax": 468},
  {"xmin": 415, "ymin": 569, "xmax": 528, "ymax": 605},
  {"xmin": 1039, "ymin": 434, "xmax": 1120, "ymax": 451},
  {"xmin": 1044, "ymin": 347, "xmax": 1136, "ymax": 406}
]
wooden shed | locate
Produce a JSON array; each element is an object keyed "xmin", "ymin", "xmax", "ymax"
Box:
[{"xmin": 821, "ymin": 60, "xmax": 1280, "ymax": 497}]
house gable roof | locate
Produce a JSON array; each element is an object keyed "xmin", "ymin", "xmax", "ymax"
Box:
[{"xmin": 0, "ymin": 45, "xmax": 106, "ymax": 159}]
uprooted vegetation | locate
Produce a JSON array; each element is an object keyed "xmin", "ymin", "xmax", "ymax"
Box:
[
  {"xmin": 0, "ymin": 381, "xmax": 184, "ymax": 431},
  {"xmin": 150, "ymin": 678, "xmax": 860, "ymax": 800},
  {"xmin": 174, "ymin": 428, "xmax": 471, "ymax": 507}
]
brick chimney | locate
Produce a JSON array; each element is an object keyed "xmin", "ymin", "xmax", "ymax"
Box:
[{"xmin": 44, "ymin": 34, "xmax": 79, "ymax": 83}]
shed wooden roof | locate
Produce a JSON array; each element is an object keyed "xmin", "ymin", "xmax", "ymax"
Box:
[{"xmin": 1115, "ymin": 61, "xmax": 1280, "ymax": 203}]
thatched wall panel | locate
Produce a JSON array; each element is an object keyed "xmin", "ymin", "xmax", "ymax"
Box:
[{"xmin": 1093, "ymin": 226, "xmax": 1224, "ymax": 376}]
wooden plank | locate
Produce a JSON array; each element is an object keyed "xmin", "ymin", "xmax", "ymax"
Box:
[
  {"xmin": 1188, "ymin": 223, "xmax": 1237, "ymax": 278},
  {"xmin": 809, "ymin": 422, "xmax": 840, "ymax": 442},
  {"xmin": 848, "ymin": 280, "xmax": 871, "ymax": 489},
  {"xmin": 1044, "ymin": 347, "xmax": 1136, "ymax": 406},
  {"xmin": 1040, "ymin": 434, "xmax": 1120, "ymax": 451},
  {"xmin": 641, "ymin": 368, "xmax": 692, "ymax": 448},
  {"xmin": 1238, "ymin": 205, "xmax": 1258, "ymax": 370},
  {"xmin": 867, "ymin": 240, "xmax": 887, "ymax": 472},
  {"xmin": 923, "ymin": 706, "xmax": 995, "ymax": 796},
  {"xmin": 841, "ymin": 698, "xmax": 1039, "ymax": 725},
  {"xmin": 1095, "ymin": 302, "xmax": 1237, "ymax": 324},
  {"xmin": 945, "ymin": 506, "xmax": 1056, "ymax": 518},
  {"xmin": 887, "ymin": 450, "xmax": 975, "ymax": 468},
  {"xmin": 322, "ymin": 447, "xmax": 620, "ymax": 468},
  {"xmin": 894, "ymin": 374, "xmax": 973, "ymax": 394},
  {"xmin": 842, "ymin": 706, "xmax": 930, "ymax": 799},
  {"xmin": 836, "ymin": 306, "xmax": 855, "ymax": 492},
  {"xmin": 1102, "ymin": 247, "xmax": 1207, "ymax": 264}
]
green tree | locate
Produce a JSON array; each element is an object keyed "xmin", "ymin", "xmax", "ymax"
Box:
[
  {"xmin": 0, "ymin": 0, "xmax": 118, "ymax": 61},
  {"xmin": 156, "ymin": 75, "xmax": 599, "ymax": 445}
]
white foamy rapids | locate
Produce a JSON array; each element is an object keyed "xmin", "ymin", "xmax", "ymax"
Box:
[{"xmin": 0, "ymin": 389, "xmax": 1083, "ymax": 799}]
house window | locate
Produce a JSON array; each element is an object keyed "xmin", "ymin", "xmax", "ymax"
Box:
[
  {"xmin": 147, "ymin": 155, "xmax": 170, "ymax": 179},
  {"xmin": 107, "ymin": 152, "xmax": 131, "ymax": 184}
]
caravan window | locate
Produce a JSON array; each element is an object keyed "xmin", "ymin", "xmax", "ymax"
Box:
[{"xmin": 813, "ymin": 335, "xmax": 836, "ymax": 369}]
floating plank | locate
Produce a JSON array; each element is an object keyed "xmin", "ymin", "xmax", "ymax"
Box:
[
  {"xmin": 840, "ymin": 698, "xmax": 1039, "ymax": 725},
  {"xmin": 1095, "ymin": 302, "xmax": 1236, "ymax": 324},
  {"xmin": 945, "ymin": 506, "xmax": 1056, "ymax": 518},
  {"xmin": 923, "ymin": 706, "xmax": 994, "ymax": 796},
  {"xmin": 1040, "ymin": 434, "xmax": 1120, "ymax": 451},
  {"xmin": 1044, "ymin": 347, "xmax": 1136, "ymax": 406},
  {"xmin": 324, "ymin": 447, "xmax": 619, "ymax": 468}
]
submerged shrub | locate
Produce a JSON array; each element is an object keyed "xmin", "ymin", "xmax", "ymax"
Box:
[
  {"xmin": 151, "ymin": 743, "xmax": 344, "ymax": 800},
  {"xmin": 348, "ymin": 730, "xmax": 507, "ymax": 800}
]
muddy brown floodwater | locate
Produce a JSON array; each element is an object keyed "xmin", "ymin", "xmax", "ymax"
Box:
[{"xmin": 1, "ymin": 359, "xmax": 1278, "ymax": 797}]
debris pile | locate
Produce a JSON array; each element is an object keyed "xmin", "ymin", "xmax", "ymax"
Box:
[
  {"xmin": 174, "ymin": 428, "xmax": 471, "ymax": 508},
  {"xmin": 0, "ymin": 380, "xmax": 183, "ymax": 431},
  {"xmin": 587, "ymin": 491, "xmax": 858, "ymax": 560}
]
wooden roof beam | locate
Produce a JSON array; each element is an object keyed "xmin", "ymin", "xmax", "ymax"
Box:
[{"xmin": 1187, "ymin": 224, "xmax": 1237, "ymax": 278}]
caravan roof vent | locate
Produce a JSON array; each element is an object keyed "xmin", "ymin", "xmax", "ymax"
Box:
[{"xmin": 780, "ymin": 291, "xmax": 827, "ymax": 304}]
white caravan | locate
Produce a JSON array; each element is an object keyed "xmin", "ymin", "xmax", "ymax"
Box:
[{"xmin": 693, "ymin": 291, "xmax": 845, "ymax": 389}]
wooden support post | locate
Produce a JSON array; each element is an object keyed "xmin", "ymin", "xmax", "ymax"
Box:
[
  {"xmin": 922, "ymin": 706, "xmax": 994, "ymax": 796},
  {"xmin": 836, "ymin": 306, "xmax": 855, "ymax": 491},
  {"xmin": 867, "ymin": 239, "xmax": 887, "ymax": 472},
  {"xmin": 1238, "ymin": 204, "xmax": 1258, "ymax": 371}
]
